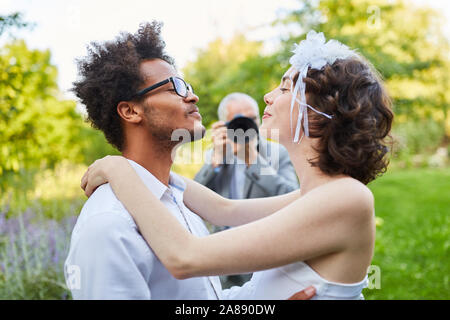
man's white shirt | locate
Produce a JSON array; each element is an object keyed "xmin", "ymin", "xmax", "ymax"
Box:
[{"xmin": 64, "ymin": 159, "xmax": 248, "ymax": 299}]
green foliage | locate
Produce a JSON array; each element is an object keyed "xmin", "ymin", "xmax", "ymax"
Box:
[
  {"xmin": 0, "ymin": 12, "xmax": 117, "ymax": 198},
  {"xmin": 281, "ymin": 0, "xmax": 450, "ymax": 134},
  {"xmin": 183, "ymin": 34, "xmax": 285, "ymax": 125},
  {"xmin": 0, "ymin": 12, "xmax": 31, "ymax": 37},
  {"xmin": 0, "ymin": 162, "xmax": 86, "ymax": 220},
  {"xmin": 0, "ymin": 41, "xmax": 82, "ymax": 175},
  {"xmin": 77, "ymin": 121, "xmax": 120, "ymax": 166},
  {"xmin": 392, "ymin": 119, "xmax": 446, "ymax": 167},
  {"xmin": 364, "ymin": 167, "xmax": 450, "ymax": 299},
  {"xmin": 0, "ymin": 266, "xmax": 70, "ymax": 300},
  {"xmin": 184, "ymin": 0, "xmax": 450, "ymax": 143},
  {"xmin": 0, "ymin": 41, "xmax": 118, "ymax": 190}
]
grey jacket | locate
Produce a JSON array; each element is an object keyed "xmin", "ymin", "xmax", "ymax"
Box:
[{"xmin": 194, "ymin": 139, "xmax": 299, "ymax": 199}]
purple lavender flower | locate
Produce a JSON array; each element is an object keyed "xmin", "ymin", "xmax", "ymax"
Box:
[
  {"xmin": 1, "ymin": 207, "xmax": 78, "ymax": 298},
  {"xmin": 0, "ymin": 211, "xmax": 6, "ymax": 234}
]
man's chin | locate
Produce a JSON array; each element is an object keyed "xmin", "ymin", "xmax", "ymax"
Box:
[
  {"xmin": 191, "ymin": 125, "xmax": 206, "ymax": 141},
  {"xmin": 171, "ymin": 125, "xmax": 205, "ymax": 145}
]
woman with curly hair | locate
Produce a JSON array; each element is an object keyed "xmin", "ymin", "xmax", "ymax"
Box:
[{"xmin": 81, "ymin": 31, "xmax": 393, "ymax": 299}]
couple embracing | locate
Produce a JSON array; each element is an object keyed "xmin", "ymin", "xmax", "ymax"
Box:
[{"xmin": 64, "ymin": 21, "xmax": 393, "ymax": 300}]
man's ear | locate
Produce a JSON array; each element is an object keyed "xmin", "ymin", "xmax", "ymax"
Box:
[{"xmin": 117, "ymin": 101, "xmax": 145, "ymax": 124}]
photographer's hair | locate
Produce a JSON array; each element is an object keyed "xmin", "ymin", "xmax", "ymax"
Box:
[
  {"xmin": 302, "ymin": 56, "xmax": 394, "ymax": 185},
  {"xmin": 72, "ymin": 21, "xmax": 174, "ymax": 151},
  {"xmin": 218, "ymin": 92, "xmax": 259, "ymax": 122}
]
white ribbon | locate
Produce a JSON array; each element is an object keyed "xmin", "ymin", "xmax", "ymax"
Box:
[
  {"xmin": 288, "ymin": 30, "xmax": 356, "ymax": 143},
  {"xmin": 290, "ymin": 64, "xmax": 333, "ymax": 143}
]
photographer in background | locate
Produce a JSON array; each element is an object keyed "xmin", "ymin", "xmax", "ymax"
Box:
[{"xmin": 194, "ymin": 93, "xmax": 299, "ymax": 287}]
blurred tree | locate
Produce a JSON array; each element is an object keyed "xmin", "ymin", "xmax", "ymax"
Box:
[
  {"xmin": 0, "ymin": 40, "xmax": 85, "ymax": 176},
  {"xmin": 183, "ymin": 34, "xmax": 286, "ymax": 125},
  {"xmin": 184, "ymin": 0, "xmax": 450, "ymax": 140},
  {"xmin": 277, "ymin": 0, "xmax": 450, "ymax": 137},
  {"xmin": 0, "ymin": 40, "xmax": 117, "ymax": 188},
  {"xmin": 0, "ymin": 12, "xmax": 30, "ymax": 37}
]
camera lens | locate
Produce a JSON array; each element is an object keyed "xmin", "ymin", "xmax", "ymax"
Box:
[{"xmin": 225, "ymin": 114, "xmax": 259, "ymax": 144}]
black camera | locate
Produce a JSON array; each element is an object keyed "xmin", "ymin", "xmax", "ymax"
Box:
[{"xmin": 225, "ymin": 114, "xmax": 259, "ymax": 144}]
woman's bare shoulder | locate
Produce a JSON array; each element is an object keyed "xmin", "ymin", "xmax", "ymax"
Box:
[
  {"xmin": 306, "ymin": 177, "xmax": 374, "ymax": 221},
  {"xmin": 333, "ymin": 177, "xmax": 373, "ymax": 202}
]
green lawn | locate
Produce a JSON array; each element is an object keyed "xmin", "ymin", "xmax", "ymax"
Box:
[{"xmin": 363, "ymin": 167, "xmax": 450, "ymax": 299}]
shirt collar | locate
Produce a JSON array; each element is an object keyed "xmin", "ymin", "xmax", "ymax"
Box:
[
  {"xmin": 168, "ymin": 171, "xmax": 186, "ymax": 192},
  {"xmin": 127, "ymin": 159, "xmax": 187, "ymax": 199}
]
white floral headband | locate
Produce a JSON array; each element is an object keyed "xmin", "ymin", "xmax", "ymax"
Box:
[{"xmin": 288, "ymin": 30, "xmax": 357, "ymax": 143}]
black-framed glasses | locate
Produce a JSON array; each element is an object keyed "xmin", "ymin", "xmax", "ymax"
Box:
[{"xmin": 131, "ymin": 76, "xmax": 194, "ymax": 100}]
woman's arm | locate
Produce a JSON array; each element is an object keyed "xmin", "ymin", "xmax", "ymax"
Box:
[
  {"xmin": 83, "ymin": 156, "xmax": 374, "ymax": 280},
  {"xmin": 83, "ymin": 156, "xmax": 301, "ymax": 227},
  {"xmin": 181, "ymin": 176, "xmax": 302, "ymax": 226}
]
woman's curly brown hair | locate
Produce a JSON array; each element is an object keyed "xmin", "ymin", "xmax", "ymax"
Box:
[
  {"xmin": 302, "ymin": 56, "xmax": 394, "ymax": 185},
  {"xmin": 72, "ymin": 21, "xmax": 174, "ymax": 151}
]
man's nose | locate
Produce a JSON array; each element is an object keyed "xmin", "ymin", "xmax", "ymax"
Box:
[{"xmin": 184, "ymin": 91, "xmax": 199, "ymax": 104}]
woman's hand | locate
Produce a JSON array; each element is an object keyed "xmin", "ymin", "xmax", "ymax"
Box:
[{"xmin": 81, "ymin": 155, "xmax": 127, "ymax": 197}]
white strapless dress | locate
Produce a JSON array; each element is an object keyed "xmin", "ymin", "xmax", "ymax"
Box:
[{"xmin": 222, "ymin": 261, "xmax": 368, "ymax": 300}]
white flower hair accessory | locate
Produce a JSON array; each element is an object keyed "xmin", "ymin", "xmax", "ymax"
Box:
[{"xmin": 288, "ymin": 30, "xmax": 357, "ymax": 143}]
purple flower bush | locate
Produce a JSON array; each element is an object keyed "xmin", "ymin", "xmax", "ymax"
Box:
[{"xmin": 0, "ymin": 207, "xmax": 77, "ymax": 299}]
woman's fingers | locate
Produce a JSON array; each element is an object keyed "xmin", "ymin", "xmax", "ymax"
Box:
[
  {"xmin": 85, "ymin": 186, "xmax": 93, "ymax": 198},
  {"xmin": 85, "ymin": 174, "xmax": 108, "ymax": 198},
  {"xmin": 81, "ymin": 155, "xmax": 121, "ymax": 197},
  {"xmin": 287, "ymin": 286, "xmax": 316, "ymax": 300},
  {"xmin": 81, "ymin": 170, "xmax": 88, "ymax": 191},
  {"xmin": 85, "ymin": 179, "xmax": 96, "ymax": 198}
]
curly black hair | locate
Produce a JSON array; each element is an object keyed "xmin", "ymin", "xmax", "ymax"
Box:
[
  {"xmin": 303, "ymin": 56, "xmax": 394, "ymax": 185},
  {"xmin": 72, "ymin": 21, "xmax": 174, "ymax": 151}
]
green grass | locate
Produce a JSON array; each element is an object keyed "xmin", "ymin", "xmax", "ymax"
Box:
[{"xmin": 363, "ymin": 167, "xmax": 450, "ymax": 300}]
